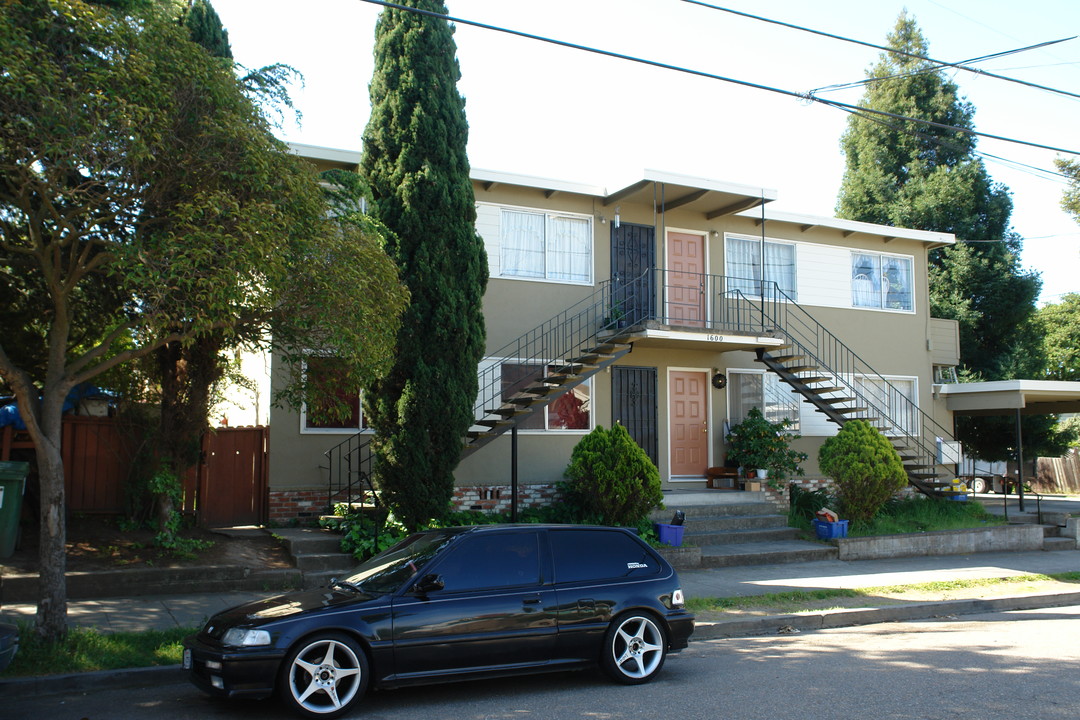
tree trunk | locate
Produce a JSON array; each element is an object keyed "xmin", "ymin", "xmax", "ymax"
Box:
[{"xmin": 34, "ymin": 396, "xmax": 68, "ymax": 641}]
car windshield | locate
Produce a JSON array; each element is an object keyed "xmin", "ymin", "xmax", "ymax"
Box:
[{"xmin": 342, "ymin": 530, "xmax": 459, "ymax": 595}]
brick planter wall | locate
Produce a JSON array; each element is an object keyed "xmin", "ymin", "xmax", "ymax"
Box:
[
  {"xmin": 452, "ymin": 484, "xmax": 562, "ymax": 514},
  {"xmin": 269, "ymin": 489, "xmax": 328, "ymax": 523}
]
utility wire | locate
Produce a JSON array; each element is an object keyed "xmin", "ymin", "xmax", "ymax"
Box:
[
  {"xmin": 812, "ymin": 41, "xmax": 1073, "ymax": 95},
  {"xmin": 682, "ymin": 0, "xmax": 1080, "ymax": 101},
  {"xmin": 356, "ymin": 0, "xmax": 1080, "ymax": 157}
]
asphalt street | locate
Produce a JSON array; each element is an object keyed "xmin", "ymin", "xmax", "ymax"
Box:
[{"xmin": 10, "ymin": 604, "xmax": 1080, "ymax": 720}]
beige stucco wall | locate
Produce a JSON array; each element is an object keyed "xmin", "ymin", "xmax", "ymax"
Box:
[{"xmin": 266, "ymin": 173, "xmax": 954, "ymax": 495}]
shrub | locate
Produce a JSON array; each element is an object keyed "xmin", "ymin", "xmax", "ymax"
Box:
[
  {"xmin": 563, "ymin": 424, "xmax": 664, "ymax": 527},
  {"xmin": 818, "ymin": 420, "xmax": 907, "ymax": 524},
  {"xmin": 726, "ymin": 407, "xmax": 807, "ymax": 488}
]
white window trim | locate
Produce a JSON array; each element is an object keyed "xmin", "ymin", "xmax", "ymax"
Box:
[
  {"xmin": 298, "ymin": 355, "xmax": 369, "ymax": 435},
  {"xmin": 725, "ymin": 368, "xmax": 801, "ymax": 431},
  {"xmin": 849, "ymin": 249, "xmax": 916, "ymax": 314},
  {"xmin": 494, "ymin": 357, "xmax": 594, "ymax": 434},
  {"xmin": 485, "ymin": 202, "xmax": 594, "ymax": 286},
  {"xmin": 723, "ymin": 232, "xmax": 798, "ymax": 301},
  {"xmin": 853, "ymin": 373, "xmax": 920, "ymax": 437}
]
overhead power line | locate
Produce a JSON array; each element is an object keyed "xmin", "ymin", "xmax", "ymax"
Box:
[
  {"xmin": 812, "ymin": 41, "xmax": 1075, "ymax": 95},
  {"xmin": 681, "ymin": 0, "xmax": 1080, "ymax": 101},
  {"xmin": 356, "ymin": 0, "xmax": 1080, "ymax": 158}
]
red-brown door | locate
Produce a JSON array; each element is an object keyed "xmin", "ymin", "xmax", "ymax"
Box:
[
  {"xmin": 669, "ymin": 371, "xmax": 708, "ymax": 477},
  {"xmin": 667, "ymin": 232, "xmax": 705, "ymax": 326}
]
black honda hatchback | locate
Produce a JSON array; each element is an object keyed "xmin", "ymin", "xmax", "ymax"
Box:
[{"xmin": 184, "ymin": 524, "xmax": 694, "ymax": 718}]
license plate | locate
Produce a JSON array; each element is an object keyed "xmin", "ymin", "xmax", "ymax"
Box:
[{"xmin": 183, "ymin": 649, "xmax": 192, "ymax": 670}]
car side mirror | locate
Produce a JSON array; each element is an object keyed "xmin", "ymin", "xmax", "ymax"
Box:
[{"xmin": 413, "ymin": 573, "xmax": 444, "ymax": 595}]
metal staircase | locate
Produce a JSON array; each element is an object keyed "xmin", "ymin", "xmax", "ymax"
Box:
[
  {"xmin": 324, "ymin": 278, "xmax": 640, "ymax": 510},
  {"xmin": 748, "ymin": 284, "xmax": 955, "ymax": 496},
  {"xmin": 324, "ymin": 270, "xmax": 959, "ymax": 511}
]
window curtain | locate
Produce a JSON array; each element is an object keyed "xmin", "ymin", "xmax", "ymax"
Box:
[
  {"xmin": 851, "ymin": 252, "xmax": 881, "ymax": 308},
  {"xmin": 501, "ymin": 210, "xmax": 545, "ymax": 278},
  {"xmin": 882, "ymin": 256, "xmax": 913, "ymax": 311},
  {"xmin": 546, "ymin": 215, "xmax": 591, "ymax": 283},
  {"xmin": 726, "ymin": 237, "xmax": 760, "ymax": 295},
  {"xmin": 855, "ymin": 376, "xmax": 916, "ymax": 435},
  {"xmin": 764, "ymin": 241, "xmax": 796, "ymax": 300}
]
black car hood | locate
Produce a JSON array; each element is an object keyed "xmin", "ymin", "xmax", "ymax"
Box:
[{"xmin": 209, "ymin": 587, "xmax": 382, "ymax": 628}]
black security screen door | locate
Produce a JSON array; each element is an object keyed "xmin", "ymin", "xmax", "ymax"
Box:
[
  {"xmin": 610, "ymin": 222, "xmax": 655, "ymax": 325},
  {"xmin": 612, "ymin": 366, "xmax": 658, "ymax": 467}
]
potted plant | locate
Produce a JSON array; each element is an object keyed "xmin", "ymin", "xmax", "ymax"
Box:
[{"xmin": 725, "ymin": 407, "xmax": 807, "ymax": 490}]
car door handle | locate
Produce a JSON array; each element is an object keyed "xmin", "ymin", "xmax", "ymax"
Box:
[{"xmin": 522, "ymin": 596, "xmax": 543, "ymax": 605}]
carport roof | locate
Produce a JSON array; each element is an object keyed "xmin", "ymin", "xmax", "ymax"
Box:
[{"xmin": 938, "ymin": 380, "xmax": 1080, "ymax": 416}]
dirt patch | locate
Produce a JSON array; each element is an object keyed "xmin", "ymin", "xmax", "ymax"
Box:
[
  {"xmin": 0, "ymin": 515, "xmax": 294, "ymax": 575},
  {"xmin": 693, "ymin": 577, "xmax": 1080, "ymax": 622}
]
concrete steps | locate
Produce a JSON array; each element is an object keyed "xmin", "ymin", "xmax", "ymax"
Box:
[
  {"xmin": 655, "ymin": 491, "xmax": 830, "ymax": 569},
  {"xmin": 271, "ymin": 527, "xmax": 359, "ymax": 589},
  {"xmin": 991, "ymin": 511, "xmax": 1079, "ymax": 551}
]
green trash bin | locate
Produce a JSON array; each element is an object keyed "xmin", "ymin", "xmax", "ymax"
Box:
[{"xmin": 0, "ymin": 461, "xmax": 29, "ymax": 559}]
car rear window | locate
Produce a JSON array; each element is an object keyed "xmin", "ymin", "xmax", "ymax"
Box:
[{"xmin": 549, "ymin": 529, "xmax": 660, "ymax": 584}]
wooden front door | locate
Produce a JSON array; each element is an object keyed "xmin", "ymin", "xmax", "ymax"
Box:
[
  {"xmin": 669, "ymin": 371, "xmax": 708, "ymax": 478},
  {"xmin": 666, "ymin": 232, "xmax": 705, "ymax": 326}
]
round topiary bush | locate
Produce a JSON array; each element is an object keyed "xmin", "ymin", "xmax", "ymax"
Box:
[
  {"xmin": 563, "ymin": 424, "xmax": 663, "ymax": 527},
  {"xmin": 817, "ymin": 419, "xmax": 908, "ymax": 524}
]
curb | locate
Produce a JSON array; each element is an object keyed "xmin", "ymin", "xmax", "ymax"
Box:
[
  {"xmin": 691, "ymin": 589, "xmax": 1080, "ymax": 640},
  {"xmin": 0, "ymin": 664, "xmax": 181, "ymax": 698},
  {"xmin": 3, "ymin": 590, "xmax": 1079, "ymax": 698}
]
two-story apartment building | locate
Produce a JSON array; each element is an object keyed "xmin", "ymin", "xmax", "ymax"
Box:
[{"xmin": 266, "ymin": 144, "xmax": 965, "ymax": 521}]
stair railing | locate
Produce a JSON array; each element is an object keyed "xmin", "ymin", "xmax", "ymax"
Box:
[{"xmin": 731, "ymin": 282, "xmax": 958, "ymax": 493}]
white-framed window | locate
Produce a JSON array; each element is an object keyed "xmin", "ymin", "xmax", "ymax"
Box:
[
  {"xmin": 854, "ymin": 375, "xmax": 918, "ymax": 436},
  {"xmin": 727, "ymin": 369, "xmax": 800, "ymax": 431},
  {"xmin": 299, "ymin": 356, "xmax": 367, "ymax": 434},
  {"xmin": 851, "ymin": 251, "xmax": 914, "ymax": 312},
  {"xmin": 500, "ymin": 208, "xmax": 592, "ymax": 284},
  {"xmin": 724, "ymin": 234, "xmax": 797, "ymax": 300},
  {"xmin": 499, "ymin": 361, "xmax": 592, "ymax": 431}
]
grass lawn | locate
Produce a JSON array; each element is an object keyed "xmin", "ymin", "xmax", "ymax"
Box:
[
  {"xmin": 0, "ymin": 624, "xmax": 196, "ymax": 678},
  {"xmin": 790, "ymin": 493, "xmax": 1006, "ymax": 537}
]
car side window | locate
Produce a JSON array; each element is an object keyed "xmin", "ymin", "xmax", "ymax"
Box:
[
  {"xmin": 549, "ymin": 529, "xmax": 660, "ymax": 584},
  {"xmin": 432, "ymin": 533, "xmax": 541, "ymax": 592}
]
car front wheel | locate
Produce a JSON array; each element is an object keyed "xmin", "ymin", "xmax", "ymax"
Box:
[
  {"xmin": 601, "ymin": 613, "xmax": 667, "ymax": 684},
  {"xmin": 279, "ymin": 632, "xmax": 369, "ymax": 719}
]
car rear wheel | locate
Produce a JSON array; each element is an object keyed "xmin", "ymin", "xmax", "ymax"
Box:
[
  {"xmin": 601, "ymin": 613, "xmax": 667, "ymax": 685},
  {"xmin": 280, "ymin": 632, "xmax": 369, "ymax": 719},
  {"xmin": 971, "ymin": 477, "xmax": 988, "ymax": 494}
]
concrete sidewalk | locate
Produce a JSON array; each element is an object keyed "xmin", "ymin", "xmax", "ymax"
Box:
[{"xmin": 2, "ymin": 548, "xmax": 1077, "ymax": 634}]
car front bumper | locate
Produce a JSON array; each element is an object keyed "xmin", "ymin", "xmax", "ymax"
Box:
[{"xmin": 183, "ymin": 635, "xmax": 285, "ymax": 700}]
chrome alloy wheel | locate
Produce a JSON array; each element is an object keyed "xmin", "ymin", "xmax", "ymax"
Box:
[
  {"xmin": 605, "ymin": 614, "xmax": 667, "ymax": 683},
  {"xmin": 283, "ymin": 634, "xmax": 367, "ymax": 718}
]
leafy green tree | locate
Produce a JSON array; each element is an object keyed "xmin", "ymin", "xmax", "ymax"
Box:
[
  {"xmin": 1057, "ymin": 158, "xmax": 1080, "ymax": 224},
  {"xmin": 1036, "ymin": 293, "xmax": 1080, "ymax": 381},
  {"xmin": 563, "ymin": 424, "xmax": 664, "ymax": 527},
  {"xmin": 818, "ymin": 420, "xmax": 907, "ymax": 524},
  {"xmin": 835, "ymin": 12, "xmax": 1041, "ymax": 382},
  {"xmin": 0, "ymin": 0, "xmax": 404, "ymax": 640},
  {"xmin": 360, "ymin": 0, "xmax": 488, "ymax": 530},
  {"xmin": 835, "ymin": 12, "xmax": 1048, "ymax": 461}
]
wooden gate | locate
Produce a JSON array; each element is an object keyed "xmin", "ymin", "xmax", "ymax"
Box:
[{"xmin": 192, "ymin": 426, "xmax": 268, "ymax": 528}]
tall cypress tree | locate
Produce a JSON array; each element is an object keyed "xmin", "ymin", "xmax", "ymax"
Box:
[
  {"xmin": 834, "ymin": 13, "xmax": 1064, "ymax": 462},
  {"xmin": 361, "ymin": 0, "xmax": 487, "ymax": 530}
]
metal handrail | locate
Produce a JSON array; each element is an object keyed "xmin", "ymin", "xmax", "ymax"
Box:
[{"xmin": 740, "ymin": 281, "xmax": 958, "ymax": 491}]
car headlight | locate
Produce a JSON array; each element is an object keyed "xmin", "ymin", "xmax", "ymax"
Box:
[
  {"xmin": 221, "ymin": 627, "xmax": 272, "ymax": 647},
  {"xmin": 672, "ymin": 588, "xmax": 685, "ymax": 607}
]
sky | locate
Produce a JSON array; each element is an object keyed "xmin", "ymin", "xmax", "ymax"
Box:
[{"xmin": 212, "ymin": 0, "xmax": 1080, "ymax": 305}]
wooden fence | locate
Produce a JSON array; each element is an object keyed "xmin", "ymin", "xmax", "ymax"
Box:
[
  {"xmin": 1, "ymin": 419, "xmax": 268, "ymax": 526},
  {"xmin": 1035, "ymin": 448, "xmax": 1080, "ymax": 495}
]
